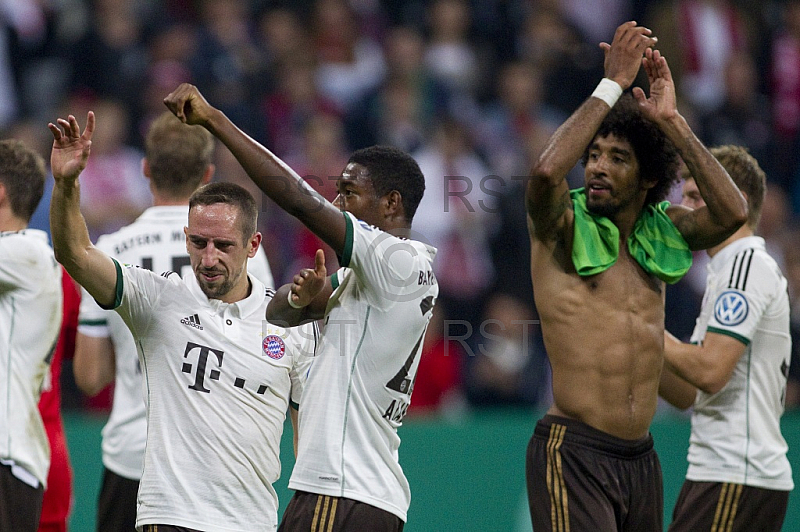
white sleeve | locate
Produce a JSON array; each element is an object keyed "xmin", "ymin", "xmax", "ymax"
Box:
[
  {"xmin": 707, "ymin": 255, "xmax": 780, "ymax": 344},
  {"xmin": 0, "ymin": 237, "xmax": 29, "ymax": 293},
  {"xmin": 288, "ymin": 321, "xmax": 318, "ymax": 407},
  {"xmin": 337, "ymin": 211, "xmax": 422, "ymax": 309},
  {"xmin": 111, "ymin": 259, "xmax": 171, "ymax": 339},
  {"xmin": 77, "ymin": 285, "xmax": 110, "ymax": 338}
]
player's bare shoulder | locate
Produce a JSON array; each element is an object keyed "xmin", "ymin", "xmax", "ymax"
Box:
[
  {"xmin": 526, "ymin": 188, "xmax": 575, "ymax": 244},
  {"xmin": 527, "ymin": 189, "xmax": 575, "ymax": 281}
]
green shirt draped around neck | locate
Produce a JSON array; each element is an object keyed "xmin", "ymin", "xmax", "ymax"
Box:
[{"xmin": 570, "ymin": 188, "xmax": 692, "ymax": 284}]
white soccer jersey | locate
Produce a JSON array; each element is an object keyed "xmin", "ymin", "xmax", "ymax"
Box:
[
  {"xmin": 288, "ymin": 212, "xmax": 438, "ymax": 521},
  {"xmin": 687, "ymin": 236, "xmax": 793, "ymax": 490},
  {"xmin": 106, "ymin": 261, "xmax": 314, "ymax": 532},
  {"xmin": 78, "ymin": 206, "xmax": 274, "ymax": 480},
  {"xmin": 0, "ymin": 229, "xmax": 62, "ymax": 487}
]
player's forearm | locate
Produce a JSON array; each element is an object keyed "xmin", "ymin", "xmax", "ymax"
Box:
[
  {"xmin": 73, "ymin": 334, "xmax": 115, "ymax": 396},
  {"xmin": 663, "ymin": 338, "xmax": 723, "ymax": 394},
  {"xmin": 266, "ymin": 284, "xmax": 317, "ymax": 327},
  {"xmin": 50, "ymin": 180, "xmax": 117, "ymax": 308},
  {"xmin": 530, "ymin": 97, "xmax": 610, "ymax": 190},
  {"xmin": 658, "ymin": 362, "xmax": 697, "ymax": 410},
  {"xmin": 661, "ymin": 114, "xmax": 747, "ymax": 230},
  {"xmin": 50, "ymin": 179, "xmax": 93, "ymax": 273},
  {"xmin": 203, "ymin": 109, "xmax": 349, "ymax": 254},
  {"xmin": 290, "ymin": 406, "xmax": 299, "ymax": 458},
  {"xmin": 526, "ymin": 97, "xmax": 609, "ymax": 235},
  {"xmin": 204, "ymin": 110, "xmax": 328, "ymax": 218}
]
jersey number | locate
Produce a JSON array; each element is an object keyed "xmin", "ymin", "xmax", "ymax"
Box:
[{"xmin": 141, "ymin": 255, "xmax": 191, "ymax": 274}]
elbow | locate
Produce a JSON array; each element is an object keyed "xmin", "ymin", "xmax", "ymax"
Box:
[
  {"xmin": 673, "ymin": 395, "xmax": 695, "ymax": 411},
  {"xmin": 52, "ymin": 247, "xmax": 72, "ymax": 269},
  {"xmin": 266, "ymin": 300, "xmax": 292, "ymax": 328},
  {"xmin": 530, "ymin": 161, "xmax": 560, "ymax": 188},
  {"xmin": 724, "ymin": 197, "xmax": 749, "ymax": 232},
  {"xmin": 74, "ymin": 371, "xmax": 107, "ymax": 397},
  {"xmin": 731, "ymin": 207, "xmax": 748, "ymax": 231},
  {"xmin": 53, "ymin": 245, "xmax": 86, "ymax": 276},
  {"xmin": 696, "ymin": 374, "xmax": 727, "ymax": 396}
]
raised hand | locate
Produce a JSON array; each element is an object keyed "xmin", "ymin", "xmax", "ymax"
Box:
[
  {"xmin": 599, "ymin": 21, "xmax": 658, "ymax": 90},
  {"xmin": 48, "ymin": 112, "xmax": 95, "ymax": 183},
  {"xmin": 632, "ymin": 48, "xmax": 678, "ymax": 124},
  {"xmin": 163, "ymin": 83, "xmax": 216, "ymax": 126},
  {"xmin": 289, "ymin": 249, "xmax": 327, "ymax": 308}
]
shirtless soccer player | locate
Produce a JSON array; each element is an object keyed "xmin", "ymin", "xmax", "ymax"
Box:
[{"xmin": 525, "ymin": 22, "xmax": 748, "ymax": 531}]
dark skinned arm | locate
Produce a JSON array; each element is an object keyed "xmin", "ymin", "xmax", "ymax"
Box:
[
  {"xmin": 633, "ymin": 48, "xmax": 748, "ymax": 250},
  {"xmin": 527, "ymin": 21, "xmax": 658, "ymax": 241},
  {"xmin": 163, "ymin": 85, "xmax": 348, "ymax": 256},
  {"xmin": 267, "ymin": 249, "xmax": 333, "ymax": 326}
]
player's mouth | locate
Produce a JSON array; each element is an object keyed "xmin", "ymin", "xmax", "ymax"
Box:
[
  {"xmin": 587, "ymin": 180, "xmax": 611, "ymax": 198},
  {"xmin": 200, "ymin": 270, "xmax": 224, "ymax": 282}
]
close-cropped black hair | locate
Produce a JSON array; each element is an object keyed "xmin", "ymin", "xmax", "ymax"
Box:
[
  {"xmin": 581, "ymin": 93, "xmax": 680, "ymax": 205},
  {"xmin": 189, "ymin": 182, "xmax": 258, "ymax": 242},
  {"xmin": 348, "ymin": 146, "xmax": 426, "ymax": 223}
]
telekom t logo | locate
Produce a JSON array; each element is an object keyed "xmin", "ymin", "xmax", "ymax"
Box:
[{"xmin": 182, "ymin": 342, "xmax": 225, "ymax": 393}]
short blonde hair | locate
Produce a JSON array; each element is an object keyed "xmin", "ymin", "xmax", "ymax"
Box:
[
  {"xmin": 709, "ymin": 145, "xmax": 766, "ymax": 229},
  {"xmin": 145, "ymin": 112, "xmax": 214, "ymax": 198}
]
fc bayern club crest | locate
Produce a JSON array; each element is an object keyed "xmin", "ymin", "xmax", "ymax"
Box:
[{"xmin": 262, "ymin": 335, "xmax": 286, "ymax": 360}]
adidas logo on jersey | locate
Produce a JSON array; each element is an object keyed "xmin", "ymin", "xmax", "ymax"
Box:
[{"xmin": 181, "ymin": 314, "xmax": 203, "ymax": 330}]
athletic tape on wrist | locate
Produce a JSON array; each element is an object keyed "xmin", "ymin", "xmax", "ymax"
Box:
[
  {"xmin": 287, "ymin": 289, "xmax": 304, "ymax": 309},
  {"xmin": 591, "ymin": 78, "xmax": 623, "ymax": 108}
]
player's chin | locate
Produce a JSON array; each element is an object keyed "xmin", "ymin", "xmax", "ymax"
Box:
[
  {"xmin": 586, "ymin": 199, "xmax": 618, "ymax": 218},
  {"xmin": 198, "ymin": 279, "xmax": 228, "ymax": 299}
]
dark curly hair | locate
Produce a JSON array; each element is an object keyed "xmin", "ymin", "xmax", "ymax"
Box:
[
  {"xmin": 348, "ymin": 145, "xmax": 425, "ymax": 223},
  {"xmin": 581, "ymin": 93, "xmax": 680, "ymax": 205}
]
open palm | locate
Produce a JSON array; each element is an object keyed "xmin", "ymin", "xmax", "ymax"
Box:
[
  {"xmin": 633, "ymin": 48, "xmax": 678, "ymax": 123},
  {"xmin": 48, "ymin": 112, "xmax": 95, "ymax": 183}
]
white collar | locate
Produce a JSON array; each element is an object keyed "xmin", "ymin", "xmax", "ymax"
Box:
[
  {"xmin": 707, "ymin": 236, "xmax": 765, "ymax": 274},
  {"xmin": 185, "ymin": 271, "xmax": 265, "ymax": 319}
]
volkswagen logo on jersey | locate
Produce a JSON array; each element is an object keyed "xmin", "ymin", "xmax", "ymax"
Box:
[
  {"xmin": 714, "ymin": 290, "xmax": 749, "ymax": 326},
  {"xmin": 262, "ymin": 335, "xmax": 286, "ymax": 360}
]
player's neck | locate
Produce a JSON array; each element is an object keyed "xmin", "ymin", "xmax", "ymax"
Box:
[
  {"xmin": 151, "ymin": 191, "xmax": 191, "ymax": 207},
  {"xmin": 0, "ymin": 209, "xmax": 27, "ymax": 232},
  {"xmin": 707, "ymin": 224, "xmax": 755, "ymax": 258},
  {"xmin": 386, "ymin": 225, "xmax": 413, "ymax": 239},
  {"xmin": 609, "ymin": 200, "xmax": 646, "ymax": 240}
]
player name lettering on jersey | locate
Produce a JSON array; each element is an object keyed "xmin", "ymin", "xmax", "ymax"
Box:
[
  {"xmin": 382, "ymin": 398, "xmax": 410, "ymax": 424},
  {"xmin": 113, "ymin": 233, "xmax": 164, "ymax": 254},
  {"xmin": 418, "ymin": 269, "xmax": 436, "ymax": 285}
]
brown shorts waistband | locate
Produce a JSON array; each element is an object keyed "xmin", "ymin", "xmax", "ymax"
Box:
[{"xmin": 534, "ymin": 414, "xmax": 654, "ymax": 458}]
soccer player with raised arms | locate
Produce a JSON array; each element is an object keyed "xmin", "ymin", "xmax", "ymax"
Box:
[
  {"xmin": 73, "ymin": 111, "xmax": 274, "ymax": 531},
  {"xmin": 164, "ymin": 83, "xmax": 437, "ymax": 531},
  {"xmin": 48, "ymin": 112, "xmax": 314, "ymax": 532}
]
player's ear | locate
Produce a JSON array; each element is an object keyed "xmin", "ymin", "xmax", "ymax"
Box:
[
  {"xmin": 202, "ymin": 164, "xmax": 214, "ymax": 185},
  {"xmin": 247, "ymin": 232, "xmax": 262, "ymax": 259},
  {"xmin": 641, "ymin": 177, "xmax": 658, "ymax": 191},
  {"xmin": 142, "ymin": 158, "xmax": 152, "ymax": 178},
  {"xmin": 384, "ymin": 190, "xmax": 403, "ymax": 218}
]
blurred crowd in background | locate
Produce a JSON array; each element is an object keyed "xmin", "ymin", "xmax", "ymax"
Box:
[{"xmin": 4, "ymin": 0, "xmax": 800, "ymax": 416}]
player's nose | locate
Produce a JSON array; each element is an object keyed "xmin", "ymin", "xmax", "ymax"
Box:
[{"xmin": 200, "ymin": 245, "xmax": 218, "ymax": 267}]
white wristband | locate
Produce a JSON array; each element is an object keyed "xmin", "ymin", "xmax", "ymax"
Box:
[
  {"xmin": 287, "ymin": 289, "xmax": 304, "ymax": 309},
  {"xmin": 591, "ymin": 78, "xmax": 623, "ymax": 108}
]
